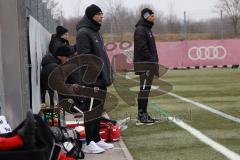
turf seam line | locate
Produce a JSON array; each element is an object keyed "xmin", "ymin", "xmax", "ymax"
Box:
[
  {"xmin": 123, "ymin": 73, "xmax": 240, "ymax": 124},
  {"xmin": 167, "ymin": 92, "xmax": 240, "ymax": 123}
]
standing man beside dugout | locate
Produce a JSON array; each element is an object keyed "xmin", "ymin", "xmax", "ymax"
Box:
[
  {"xmin": 76, "ymin": 4, "xmax": 114, "ymax": 154},
  {"xmin": 134, "ymin": 8, "xmax": 159, "ymax": 125}
]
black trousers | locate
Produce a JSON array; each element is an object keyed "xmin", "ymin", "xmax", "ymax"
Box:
[
  {"xmin": 137, "ymin": 73, "xmax": 154, "ymax": 114},
  {"xmin": 84, "ymin": 87, "xmax": 107, "ymax": 145}
]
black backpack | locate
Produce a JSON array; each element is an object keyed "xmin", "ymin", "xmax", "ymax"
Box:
[{"xmin": 0, "ymin": 115, "xmax": 60, "ymax": 160}]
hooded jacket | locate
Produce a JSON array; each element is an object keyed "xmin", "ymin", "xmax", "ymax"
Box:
[
  {"xmin": 134, "ymin": 18, "xmax": 159, "ymax": 63},
  {"xmin": 76, "ymin": 16, "xmax": 112, "ymax": 87}
]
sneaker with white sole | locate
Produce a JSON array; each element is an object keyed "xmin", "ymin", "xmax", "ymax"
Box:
[
  {"xmin": 83, "ymin": 141, "xmax": 105, "ymax": 154},
  {"xmin": 96, "ymin": 140, "xmax": 114, "ymax": 150},
  {"xmin": 136, "ymin": 113, "xmax": 156, "ymax": 126}
]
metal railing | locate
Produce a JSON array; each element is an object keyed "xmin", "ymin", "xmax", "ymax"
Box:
[{"xmin": 25, "ymin": 0, "xmax": 59, "ymax": 33}]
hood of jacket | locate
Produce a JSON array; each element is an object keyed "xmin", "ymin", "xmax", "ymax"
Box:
[
  {"xmin": 76, "ymin": 15, "xmax": 101, "ymax": 32},
  {"xmin": 41, "ymin": 54, "xmax": 60, "ymax": 67},
  {"xmin": 135, "ymin": 17, "xmax": 154, "ymax": 29}
]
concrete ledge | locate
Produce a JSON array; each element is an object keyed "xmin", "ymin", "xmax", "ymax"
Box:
[{"xmin": 119, "ymin": 138, "xmax": 134, "ymax": 160}]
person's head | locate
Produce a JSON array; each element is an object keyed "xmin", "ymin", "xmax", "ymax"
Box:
[
  {"xmin": 141, "ymin": 8, "xmax": 155, "ymax": 23},
  {"xmin": 56, "ymin": 26, "xmax": 69, "ymax": 40},
  {"xmin": 85, "ymin": 4, "xmax": 104, "ymax": 24},
  {"xmin": 55, "ymin": 45, "xmax": 72, "ymax": 63}
]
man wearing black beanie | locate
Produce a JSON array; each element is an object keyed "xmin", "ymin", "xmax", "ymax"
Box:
[
  {"xmin": 134, "ymin": 8, "xmax": 159, "ymax": 125},
  {"xmin": 76, "ymin": 4, "xmax": 113, "ymax": 154},
  {"xmin": 56, "ymin": 26, "xmax": 68, "ymax": 37},
  {"xmin": 85, "ymin": 4, "xmax": 102, "ymax": 20},
  {"xmin": 49, "ymin": 25, "xmax": 70, "ymax": 55}
]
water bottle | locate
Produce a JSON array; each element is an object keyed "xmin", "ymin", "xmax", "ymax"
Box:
[
  {"xmin": 53, "ymin": 90, "xmax": 59, "ymax": 108},
  {"xmin": 45, "ymin": 90, "xmax": 50, "ymax": 109},
  {"xmin": 54, "ymin": 90, "xmax": 65, "ymax": 126}
]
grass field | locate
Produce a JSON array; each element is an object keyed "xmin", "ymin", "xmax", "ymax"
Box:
[{"xmin": 108, "ymin": 68, "xmax": 240, "ymax": 160}]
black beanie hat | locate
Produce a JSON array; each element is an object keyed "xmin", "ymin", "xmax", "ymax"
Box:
[
  {"xmin": 141, "ymin": 8, "xmax": 154, "ymax": 19},
  {"xmin": 85, "ymin": 4, "xmax": 102, "ymax": 20},
  {"xmin": 55, "ymin": 45, "xmax": 72, "ymax": 57},
  {"xmin": 56, "ymin": 26, "xmax": 68, "ymax": 36}
]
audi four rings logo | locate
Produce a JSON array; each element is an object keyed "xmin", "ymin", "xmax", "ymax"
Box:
[{"xmin": 188, "ymin": 46, "xmax": 227, "ymax": 61}]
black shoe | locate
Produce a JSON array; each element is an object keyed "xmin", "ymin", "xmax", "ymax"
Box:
[
  {"xmin": 146, "ymin": 113, "xmax": 160, "ymax": 123},
  {"xmin": 17, "ymin": 111, "xmax": 36, "ymax": 149},
  {"xmin": 136, "ymin": 113, "xmax": 155, "ymax": 125}
]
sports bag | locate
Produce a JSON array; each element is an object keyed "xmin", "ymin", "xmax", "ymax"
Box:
[{"xmin": 100, "ymin": 122, "xmax": 121, "ymax": 142}]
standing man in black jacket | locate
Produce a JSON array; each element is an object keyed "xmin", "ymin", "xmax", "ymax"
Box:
[
  {"xmin": 76, "ymin": 4, "xmax": 113, "ymax": 154},
  {"xmin": 134, "ymin": 8, "xmax": 159, "ymax": 125}
]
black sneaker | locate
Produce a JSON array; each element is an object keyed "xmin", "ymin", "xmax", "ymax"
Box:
[
  {"xmin": 147, "ymin": 114, "xmax": 160, "ymax": 123},
  {"xmin": 136, "ymin": 113, "xmax": 155, "ymax": 126}
]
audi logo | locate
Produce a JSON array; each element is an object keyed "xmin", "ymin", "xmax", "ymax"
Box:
[{"xmin": 188, "ymin": 46, "xmax": 227, "ymax": 61}]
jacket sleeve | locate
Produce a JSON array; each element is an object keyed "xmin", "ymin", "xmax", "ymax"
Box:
[
  {"xmin": 134, "ymin": 28, "xmax": 151, "ymax": 60},
  {"xmin": 76, "ymin": 32, "xmax": 92, "ymax": 54}
]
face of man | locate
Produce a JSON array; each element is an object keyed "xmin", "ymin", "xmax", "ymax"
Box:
[
  {"xmin": 57, "ymin": 56, "xmax": 70, "ymax": 64},
  {"xmin": 147, "ymin": 14, "xmax": 155, "ymax": 23},
  {"xmin": 61, "ymin": 32, "xmax": 69, "ymax": 40},
  {"xmin": 92, "ymin": 12, "xmax": 104, "ymax": 24}
]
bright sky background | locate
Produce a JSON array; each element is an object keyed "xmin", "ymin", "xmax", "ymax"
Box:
[{"xmin": 57, "ymin": 0, "xmax": 220, "ymax": 20}]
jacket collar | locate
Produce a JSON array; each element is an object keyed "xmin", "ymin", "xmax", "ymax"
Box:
[
  {"xmin": 76, "ymin": 15, "xmax": 101, "ymax": 32},
  {"xmin": 135, "ymin": 17, "xmax": 154, "ymax": 29}
]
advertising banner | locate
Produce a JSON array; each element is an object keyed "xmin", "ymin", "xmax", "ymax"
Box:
[
  {"xmin": 29, "ymin": 16, "xmax": 51, "ymax": 113},
  {"xmin": 107, "ymin": 39, "xmax": 240, "ymax": 69}
]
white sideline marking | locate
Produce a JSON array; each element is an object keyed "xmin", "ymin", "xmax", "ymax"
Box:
[
  {"xmin": 123, "ymin": 73, "xmax": 240, "ymax": 124},
  {"xmin": 169, "ymin": 116, "xmax": 240, "ymax": 160},
  {"xmin": 121, "ymin": 73, "xmax": 240, "ymax": 159}
]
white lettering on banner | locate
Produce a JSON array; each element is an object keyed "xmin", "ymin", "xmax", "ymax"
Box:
[{"xmin": 188, "ymin": 46, "xmax": 227, "ymax": 61}]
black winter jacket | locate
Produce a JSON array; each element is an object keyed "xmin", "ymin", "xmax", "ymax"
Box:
[
  {"xmin": 49, "ymin": 34, "xmax": 71, "ymax": 55},
  {"xmin": 40, "ymin": 54, "xmax": 60, "ymax": 105},
  {"xmin": 134, "ymin": 18, "xmax": 159, "ymax": 63},
  {"xmin": 76, "ymin": 16, "xmax": 113, "ymax": 87}
]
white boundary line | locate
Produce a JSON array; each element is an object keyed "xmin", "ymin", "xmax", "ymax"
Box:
[
  {"xmin": 120, "ymin": 73, "xmax": 240, "ymax": 159},
  {"xmin": 124, "ymin": 74, "xmax": 240, "ymax": 124},
  {"xmin": 169, "ymin": 116, "xmax": 240, "ymax": 160}
]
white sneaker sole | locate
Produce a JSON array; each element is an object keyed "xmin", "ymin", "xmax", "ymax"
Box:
[
  {"xmin": 99, "ymin": 145, "xmax": 114, "ymax": 150},
  {"xmin": 83, "ymin": 148, "xmax": 105, "ymax": 154},
  {"xmin": 96, "ymin": 144, "xmax": 114, "ymax": 150}
]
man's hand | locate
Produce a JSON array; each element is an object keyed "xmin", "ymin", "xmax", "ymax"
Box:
[{"xmin": 71, "ymin": 84, "xmax": 82, "ymax": 93}]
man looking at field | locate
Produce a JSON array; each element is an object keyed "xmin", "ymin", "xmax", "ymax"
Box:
[
  {"xmin": 76, "ymin": 4, "xmax": 114, "ymax": 153},
  {"xmin": 134, "ymin": 8, "xmax": 159, "ymax": 125}
]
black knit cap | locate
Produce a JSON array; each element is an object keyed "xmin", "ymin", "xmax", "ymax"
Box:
[
  {"xmin": 56, "ymin": 26, "xmax": 68, "ymax": 36},
  {"xmin": 85, "ymin": 4, "xmax": 102, "ymax": 20},
  {"xmin": 141, "ymin": 8, "xmax": 154, "ymax": 19},
  {"xmin": 55, "ymin": 45, "xmax": 72, "ymax": 57}
]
